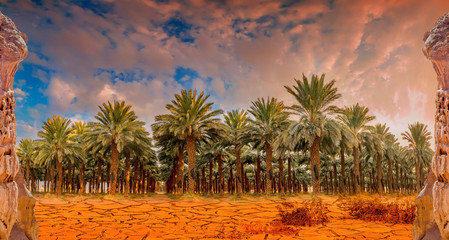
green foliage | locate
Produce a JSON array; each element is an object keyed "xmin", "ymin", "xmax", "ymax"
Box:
[
  {"xmin": 35, "ymin": 116, "xmax": 83, "ymax": 167},
  {"xmin": 337, "ymin": 103, "xmax": 375, "ymax": 147},
  {"xmin": 89, "ymin": 100, "xmax": 145, "ymax": 153},
  {"xmin": 242, "ymin": 97, "xmax": 289, "ymax": 147},
  {"xmin": 155, "ymin": 89, "xmax": 225, "ymax": 141}
]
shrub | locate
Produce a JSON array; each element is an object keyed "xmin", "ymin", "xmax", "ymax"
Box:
[
  {"xmin": 336, "ymin": 196, "xmax": 415, "ymax": 224},
  {"xmin": 276, "ymin": 198, "xmax": 330, "ymax": 227}
]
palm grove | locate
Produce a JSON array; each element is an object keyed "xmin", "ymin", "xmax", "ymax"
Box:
[{"xmin": 18, "ymin": 74, "xmax": 433, "ymax": 196}]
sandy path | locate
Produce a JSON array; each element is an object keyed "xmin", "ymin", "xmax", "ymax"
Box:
[{"xmin": 35, "ymin": 194, "xmax": 412, "ymax": 240}]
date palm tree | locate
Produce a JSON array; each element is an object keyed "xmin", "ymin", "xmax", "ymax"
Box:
[
  {"xmin": 338, "ymin": 122, "xmax": 354, "ymax": 193},
  {"xmin": 337, "ymin": 103, "xmax": 375, "ymax": 194},
  {"xmin": 89, "ymin": 100, "xmax": 145, "ymax": 195},
  {"xmin": 224, "ymin": 109, "xmax": 249, "ymax": 195},
  {"xmin": 17, "ymin": 138, "xmax": 37, "ymax": 189},
  {"xmin": 155, "ymin": 89, "xmax": 225, "ymax": 193},
  {"xmin": 72, "ymin": 121, "xmax": 88, "ymax": 195},
  {"xmin": 36, "ymin": 116, "xmax": 82, "ymax": 196},
  {"xmin": 284, "ymin": 74, "xmax": 341, "ymax": 194},
  {"xmin": 401, "ymin": 122, "xmax": 432, "ymax": 191},
  {"xmin": 371, "ymin": 123, "xmax": 390, "ymax": 194},
  {"xmin": 152, "ymin": 119, "xmax": 185, "ymax": 195},
  {"xmin": 384, "ymin": 134, "xmax": 399, "ymax": 193},
  {"xmin": 123, "ymin": 128, "xmax": 153, "ymax": 197},
  {"xmin": 243, "ymin": 97, "xmax": 289, "ymax": 194}
]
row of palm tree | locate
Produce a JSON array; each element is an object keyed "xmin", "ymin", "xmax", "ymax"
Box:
[
  {"xmin": 18, "ymin": 102, "xmax": 158, "ymax": 196},
  {"xmin": 17, "ymin": 73, "xmax": 433, "ymax": 196}
]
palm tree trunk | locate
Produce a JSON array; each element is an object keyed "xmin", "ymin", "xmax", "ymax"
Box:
[
  {"xmin": 353, "ymin": 146, "xmax": 361, "ymax": 194},
  {"xmin": 340, "ymin": 148, "xmax": 346, "ymax": 193},
  {"xmin": 133, "ymin": 157, "xmax": 139, "ymax": 194},
  {"xmin": 333, "ymin": 163, "xmax": 338, "ymax": 193},
  {"xmin": 256, "ymin": 158, "xmax": 261, "ymax": 193},
  {"xmin": 265, "ymin": 141, "xmax": 273, "ymax": 194},
  {"xmin": 388, "ymin": 157, "xmax": 393, "ymax": 193},
  {"xmin": 419, "ymin": 161, "xmax": 424, "ymax": 191},
  {"xmin": 170, "ymin": 161, "xmax": 176, "ymax": 193},
  {"xmin": 350, "ymin": 169, "xmax": 354, "ymax": 193},
  {"xmin": 400, "ymin": 167, "xmax": 404, "ymax": 192},
  {"xmin": 125, "ymin": 152, "xmax": 131, "ymax": 197},
  {"xmin": 111, "ymin": 140, "xmax": 119, "ymax": 195},
  {"xmin": 209, "ymin": 160, "xmax": 213, "ymax": 194},
  {"xmin": 91, "ymin": 171, "xmax": 95, "ymax": 193},
  {"xmin": 292, "ymin": 171, "xmax": 296, "ymax": 193},
  {"xmin": 141, "ymin": 165, "xmax": 146, "ymax": 194},
  {"xmin": 376, "ymin": 152, "xmax": 382, "ymax": 195},
  {"xmin": 177, "ymin": 145, "xmax": 184, "ymax": 195},
  {"xmin": 310, "ymin": 136, "xmax": 321, "ymax": 194},
  {"xmin": 395, "ymin": 161, "xmax": 399, "ymax": 192},
  {"xmin": 26, "ymin": 158, "xmax": 30, "ymax": 189},
  {"xmin": 287, "ymin": 157, "xmax": 292, "ymax": 194},
  {"xmin": 218, "ymin": 154, "xmax": 224, "ymax": 193},
  {"xmin": 140, "ymin": 162, "xmax": 144, "ymax": 194},
  {"xmin": 96, "ymin": 157, "xmax": 103, "ymax": 194},
  {"xmin": 67, "ymin": 160, "xmax": 72, "ymax": 192},
  {"xmin": 202, "ymin": 167, "xmax": 206, "ymax": 193},
  {"xmin": 51, "ymin": 163, "xmax": 56, "ymax": 192},
  {"xmin": 72, "ymin": 167, "xmax": 76, "ymax": 192},
  {"xmin": 279, "ymin": 157, "xmax": 284, "ymax": 195},
  {"xmin": 56, "ymin": 156, "xmax": 63, "ymax": 196},
  {"xmin": 416, "ymin": 157, "xmax": 420, "ymax": 192},
  {"xmin": 79, "ymin": 160, "xmax": 85, "ymax": 195},
  {"xmin": 31, "ymin": 168, "xmax": 36, "ymax": 192},
  {"xmin": 236, "ymin": 145, "xmax": 242, "ymax": 195},
  {"xmin": 44, "ymin": 168, "xmax": 48, "ymax": 192},
  {"xmin": 186, "ymin": 135, "xmax": 196, "ymax": 193},
  {"xmin": 360, "ymin": 162, "xmax": 364, "ymax": 192},
  {"xmin": 106, "ymin": 163, "xmax": 110, "ymax": 193}
]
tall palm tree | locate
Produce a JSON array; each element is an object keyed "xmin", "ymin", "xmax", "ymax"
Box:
[
  {"xmin": 371, "ymin": 123, "xmax": 390, "ymax": 194},
  {"xmin": 17, "ymin": 138, "xmax": 37, "ymax": 189},
  {"xmin": 383, "ymin": 133, "xmax": 399, "ymax": 193},
  {"xmin": 155, "ymin": 89, "xmax": 225, "ymax": 193},
  {"xmin": 224, "ymin": 109, "xmax": 249, "ymax": 195},
  {"xmin": 152, "ymin": 120, "xmax": 185, "ymax": 194},
  {"xmin": 284, "ymin": 74, "xmax": 341, "ymax": 194},
  {"xmin": 338, "ymin": 122, "xmax": 354, "ymax": 193},
  {"xmin": 243, "ymin": 97, "xmax": 289, "ymax": 194},
  {"xmin": 36, "ymin": 116, "xmax": 82, "ymax": 196},
  {"xmin": 337, "ymin": 103, "xmax": 375, "ymax": 194},
  {"xmin": 122, "ymin": 128, "xmax": 153, "ymax": 197},
  {"xmin": 89, "ymin": 100, "xmax": 145, "ymax": 195},
  {"xmin": 72, "ymin": 121, "xmax": 88, "ymax": 195},
  {"xmin": 401, "ymin": 122, "xmax": 432, "ymax": 191}
]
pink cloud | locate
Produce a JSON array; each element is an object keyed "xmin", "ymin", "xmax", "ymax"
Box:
[{"xmin": 6, "ymin": 0, "xmax": 449, "ymax": 143}]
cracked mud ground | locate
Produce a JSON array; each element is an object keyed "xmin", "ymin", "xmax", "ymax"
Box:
[{"xmin": 35, "ymin": 194, "xmax": 412, "ymax": 240}]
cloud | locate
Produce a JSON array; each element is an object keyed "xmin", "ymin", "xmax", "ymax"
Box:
[
  {"xmin": 16, "ymin": 120, "xmax": 39, "ymax": 141},
  {"xmin": 14, "ymin": 88, "xmax": 28, "ymax": 102},
  {"xmin": 45, "ymin": 77, "xmax": 76, "ymax": 110},
  {"xmin": 3, "ymin": 0, "xmax": 448, "ymax": 144}
]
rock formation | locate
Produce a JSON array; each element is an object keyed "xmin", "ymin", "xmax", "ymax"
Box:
[
  {"xmin": 413, "ymin": 13, "xmax": 449, "ymax": 240},
  {"xmin": 0, "ymin": 11, "xmax": 38, "ymax": 240}
]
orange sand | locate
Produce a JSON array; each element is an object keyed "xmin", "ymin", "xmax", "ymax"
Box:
[{"xmin": 35, "ymin": 194, "xmax": 412, "ymax": 239}]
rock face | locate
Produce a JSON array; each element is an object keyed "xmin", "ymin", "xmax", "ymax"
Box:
[
  {"xmin": 0, "ymin": 11, "xmax": 38, "ymax": 240},
  {"xmin": 413, "ymin": 13, "xmax": 449, "ymax": 240}
]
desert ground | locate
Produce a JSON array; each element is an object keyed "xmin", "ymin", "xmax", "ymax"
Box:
[{"xmin": 34, "ymin": 193, "xmax": 412, "ymax": 240}]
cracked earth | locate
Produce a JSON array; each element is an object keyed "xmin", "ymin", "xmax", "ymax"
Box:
[{"xmin": 35, "ymin": 194, "xmax": 412, "ymax": 239}]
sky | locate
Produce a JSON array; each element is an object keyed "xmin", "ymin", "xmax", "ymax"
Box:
[{"xmin": 1, "ymin": 0, "xmax": 448, "ymax": 147}]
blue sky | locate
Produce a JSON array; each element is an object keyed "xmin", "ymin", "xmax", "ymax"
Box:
[{"xmin": 1, "ymin": 0, "xmax": 448, "ymax": 145}]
